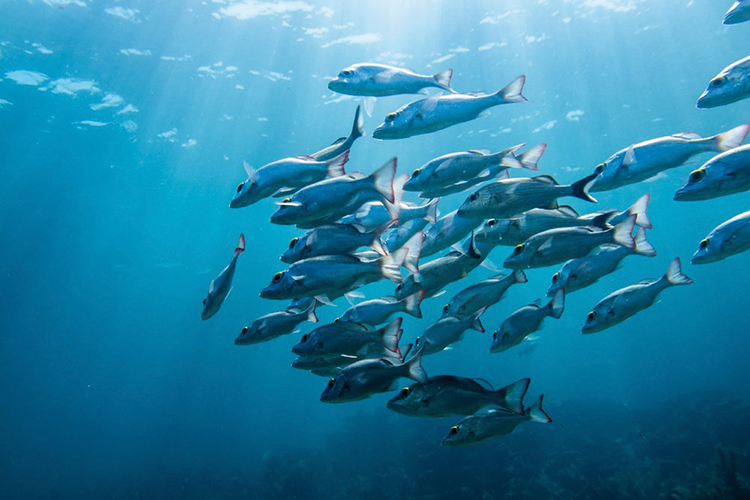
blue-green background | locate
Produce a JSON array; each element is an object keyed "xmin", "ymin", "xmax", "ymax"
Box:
[{"xmin": 1, "ymin": 1, "xmax": 749, "ymax": 498}]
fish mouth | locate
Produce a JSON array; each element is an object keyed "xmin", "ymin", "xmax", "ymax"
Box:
[{"xmin": 696, "ymin": 92, "xmax": 719, "ymax": 109}]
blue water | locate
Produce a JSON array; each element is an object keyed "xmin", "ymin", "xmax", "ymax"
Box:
[{"xmin": 2, "ymin": 1, "xmax": 749, "ymax": 498}]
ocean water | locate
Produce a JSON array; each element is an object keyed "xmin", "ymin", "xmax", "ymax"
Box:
[{"xmin": 1, "ymin": 0, "xmax": 749, "ymax": 498}]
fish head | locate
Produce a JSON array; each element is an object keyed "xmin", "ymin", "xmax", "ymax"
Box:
[
  {"xmin": 260, "ymin": 269, "xmax": 301, "ymax": 300},
  {"xmin": 280, "ymin": 234, "xmax": 311, "ymax": 263},
  {"xmin": 581, "ymin": 301, "xmax": 613, "ymax": 334},
  {"xmin": 291, "ymin": 329, "xmax": 322, "ymax": 356},
  {"xmin": 489, "ymin": 328, "xmax": 510, "ymax": 353},
  {"xmin": 503, "ymin": 241, "xmax": 533, "ymax": 269},
  {"xmin": 372, "ymin": 106, "xmax": 414, "ymax": 140},
  {"xmin": 697, "ymin": 69, "xmax": 746, "ymax": 108},
  {"xmin": 403, "ymin": 165, "xmax": 429, "ymax": 191},
  {"xmin": 546, "ymin": 265, "xmax": 571, "ymax": 297},
  {"xmin": 394, "ymin": 278, "xmax": 417, "ymax": 300},
  {"xmin": 270, "ymin": 197, "xmax": 306, "ymax": 225},
  {"xmin": 456, "ymin": 188, "xmax": 492, "ymax": 219},
  {"xmin": 327, "ymin": 66, "xmax": 366, "ymax": 93},
  {"xmin": 692, "ymin": 234, "xmax": 724, "ymax": 264},
  {"xmin": 441, "ymin": 417, "xmax": 478, "ymax": 447},
  {"xmin": 475, "ymin": 218, "xmax": 512, "ymax": 243},
  {"xmin": 386, "ymin": 384, "xmax": 427, "ymax": 415},
  {"xmin": 229, "ymin": 178, "xmax": 260, "ymax": 208},
  {"xmin": 201, "ymin": 281, "xmax": 219, "ymax": 320},
  {"xmin": 439, "ymin": 300, "xmax": 458, "ymax": 319},
  {"xmin": 724, "ymin": 0, "xmax": 750, "ymax": 24},
  {"xmin": 674, "ymin": 166, "xmax": 721, "ymax": 201},
  {"xmin": 234, "ymin": 323, "xmax": 260, "ymax": 345},
  {"xmin": 589, "ymin": 155, "xmax": 620, "ymax": 192},
  {"xmin": 320, "ymin": 374, "xmax": 358, "ymax": 403}
]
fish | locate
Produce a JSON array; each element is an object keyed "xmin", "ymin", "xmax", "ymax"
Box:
[
  {"xmin": 582, "ymin": 258, "xmax": 693, "ymax": 334},
  {"xmin": 441, "ymin": 395, "xmax": 552, "ymax": 447},
  {"xmin": 291, "ymin": 354, "xmax": 358, "ymax": 377},
  {"xmin": 490, "ymin": 290, "xmax": 564, "ymax": 353},
  {"xmin": 340, "ymin": 198, "xmax": 438, "ymax": 233},
  {"xmin": 457, "ymin": 173, "xmax": 598, "ymax": 220},
  {"xmin": 291, "ymin": 318, "xmax": 403, "ymax": 359},
  {"xmin": 387, "ymin": 376, "xmax": 529, "ymax": 418},
  {"xmin": 201, "ymin": 234, "xmax": 244, "ymax": 320},
  {"xmin": 270, "ymin": 158, "xmax": 397, "ymax": 228},
  {"xmin": 260, "ymin": 243, "xmax": 419, "ymax": 302},
  {"xmin": 420, "ymin": 210, "xmax": 483, "ymax": 258},
  {"xmin": 234, "ymin": 300, "xmax": 318, "ymax": 345},
  {"xmin": 691, "ymin": 210, "xmax": 750, "ymax": 264},
  {"xmin": 546, "ymin": 228, "xmax": 657, "ymax": 296},
  {"xmin": 674, "ymin": 144, "xmax": 750, "ymax": 201},
  {"xmin": 230, "ymin": 150, "xmax": 348, "ymax": 208},
  {"xmin": 328, "ymin": 63, "xmax": 454, "ymax": 97},
  {"xmin": 697, "ymin": 56, "xmax": 750, "ymax": 108},
  {"xmin": 372, "ymin": 76, "xmax": 527, "ymax": 140},
  {"xmin": 280, "ymin": 223, "xmax": 387, "ymax": 264},
  {"xmin": 337, "ymin": 291, "xmax": 425, "ymax": 326},
  {"xmin": 590, "ymin": 125, "xmax": 750, "ymax": 191},
  {"xmin": 441, "ymin": 270, "xmax": 528, "ymax": 320},
  {"xmin": 724, "ymin": 0, "xmax": 750, "ymax": 24},
  {"xmin": 503, "ymin": 215, "xmax": 637, "ymax": 269},
  {"xmin": 415, "ymin": 308, "xmax": 487, "ymax": 355},
  {"xmin": 320, "ymin": 346, "xmax": 427, "ymax": 403},
  {"xmin": 384, "ymin": 218, "xmax": 431, "ymax": 253},
  {"xmin": 310, "ymin": 105, "xmax": 365, "ymax": 161}
]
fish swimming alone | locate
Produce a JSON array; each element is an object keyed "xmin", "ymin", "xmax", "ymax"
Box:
[
  {"xmin": 441, "ymin": 395, "xmax": 552, "ymax": 447},
  {"xmin": 441, "ymin": 271, "xmax": 527, "ymax": 320},
  {"xmin": 201, "ymin": 234, "xmax": 245, "ymax": 320},
  {"xmin": 691, "ymin": 210, "xmax": 750, "ymax": 264},
  {"xmin": 590, "ymin": 125, "xmax": 750, "ymax": 192},
  {"xmin": 387, "ymin": 376, "xmax": 529, "ymax": 417},
  {"xmin": 697, "ymin": 56, "xmax": 750, "ymax": 108},
  {"xmin": 457, "ymin": 173, "xmax": 598, "ymax": 221},
  {"xmin": 234, "ymin": 300, "xmax": 317, "ymax": 345},
  {"xmin": 328, "ymin": 63, "xmax": 453, "ymax": 97},
  {"xmin": 337, "ymin": 291, "xmax": 425, "ymax": 326},
  {"xmin": 310, "ymin": 105, "xmax": 365, "ymax": 161},
  {"xmin": 490, "ymin": 290, "xmax": 565, "ymax": 353},
  {"xmin": 372, "ymin": 76, "xmax": 527, "ymax": 140},
  {"xmin": 582, "ymin": 258, "xmax": 693, "ymax": 334},
  {"xmin": 674, "ymin": 144, "xmax": 750, "ymax": 201}
]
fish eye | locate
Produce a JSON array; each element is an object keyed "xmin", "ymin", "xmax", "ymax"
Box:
[
  {"xmin": 449, "ymin": 426, "xmax": 459, "ymax": 435},
  {"xmin": 689, "ymin": 169, "xmax": 705, "ymax": 183},
  {"xmin": 400, "ymin": 387, "xmax": 411, "ymax": 398},
  {"xmin": 442, "ymin": 304, "xmax": 449, "ymax": 313},
  {"xmin": 272, "ymin": 271, "xmax": 284, "ymax": 283},
  {"xmin": 513, "ymin": 244, "xmax": 525, "ymax": 255},
  {"xmin": 412, "ymin": 168, "xmax": 421, "ymax": 177},
  {"xmin": 699, "ymin": 238, "xmax": 709, "ymax": 250},
  {"xmin": 385, "ymin": 112, "xmax": 396, "ymax": 122},
  {"xmin": 333, "ymin": 317, "xmax": 340, "ymax": 322},
  {"xmin": 415, "ymin": 336, "xmax": 420, "ymax": 345},
  {"xmin": 327, "ymin": 378, "xmax": 335, "ymax": 388},
  {"xmin": 587, "ymin": 311, "xmax": 597, "ymax": 321},
  {"xmin": 241, "ymin": 326, "xmax": 248, "ymax": 334},
  {"xmin": 202, "ymin": 298, "xmax": 207, "ymax": 306},
  {"xmin": 469, "ymin": 193, "xmax": 478, "ymax": 202},
  {"xmin": 487, "ymin": 219, "xmax": 496, "ymax": 227},
  {"xmin": 595, "ymin": 163, "xmax": 605, "ymax": 174},
  {"xmin": 552, "ymin": 272, "xmax": 560, "ymax": 283},
  {"xmin": 301, "ymin": 333, "xmax": 309, "ymax": 342},
  {"xmin": 236, "ymin": 182, "xmax": 245, "ymax": 193},
  {"xmin": 710, "ymin": 77, "xmax": 724, "ymax": 87},
  {"xmin": 282, "ymin": 197, "xmax": 291, "ymax": 203},
  {"xmin": 396, "ymin": 284, "xmax": 403, "ymax": 292},
  {"xmin": 493, "ymin": 331, "xmax": 497, "ymax": 340},
  {"xmin": 289, "ymin": 237, "xmax": 298, "ymax": 249}
]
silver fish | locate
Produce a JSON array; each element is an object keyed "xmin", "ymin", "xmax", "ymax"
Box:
[
  {"xmin": 291, "ymin": 318, "xmax": 403, "ymax": 359},
  {"xmin": 697, "ymin": 56, "xmax": 750, "ymax": 108},
  {"xmin": 692, "ymin": 210, "xmax": 750, "ymax": 264},
  {"xmin": 320, "ymin": 347, "xmax": 427, "ymax": 403},
  {"xmin": 337, "ymin": 291, "xmax": 425, "ymax": 326},
  {"xmin": 414, "ymin": 308, "xmax": 486, "ymax": 356},
  {"xmin": 372, "ymin": 76, "xmax": 527, "ymax": 140},
  {"xmin": 503, "ymin": 215, "xmax": 637, "ymax": 269},
  {"xmin": 270, "ymin": 158, "xmax": 397, "ymax": 228},
  {"xmin": 385, "ymin": 218, "xmax": 431, "ymax": 253},
  {"xmin": 230, "ymin": 151, "xmax": 348, "ymax": 208},
  {"xmin": 674, "ymin": 143, "xmax": 750, "ymax": 201},
  {"xmin": 441, "ymin": 270, "xmax": 527, "ymax": 320},
  {"xmin": 201, "ymin": 234, "xmax": 244, "ymax": 320},
  {"xmin": 490, "ymin": 290, "xmax": 564, "ymax": 353},
  {"xmin": 340, "ymin": 198, "xmax": 438, "ymax": 232},
  {"xmin": 591, "ymin": 125, "xmax": 749, "ymax": 191},
  {"xmin": 421, "ymin": 210, "xmax": 483, "ymax": 258},
  {"xmin": 546, "ymin": 228, "xmax": 656, "ymax": 297},
  {"xmin": 234, "ymin": 300, "xmax": 318, "ymax": 345},
  {"xmin": 457, "ymin": 173, "xmax": 598, "ymax": 220},
  {"xmin": 387, "ymin": 376, "xmax": 529, "ymax": 417},
  {"xmin": 310, "ymin": 105, "xmax": 365, "ymax": 161},
  {"xmin": 582, "ymin": 258, "xmax": 693, "ymax": 334},
  {"xmin": 724, "ymin": 0, "xmax": 750, "ymax": 24},
  {"xmin": 280, "ymin": 223, "xmax": 387, "ymax": 264},
  {"xmin": 441, "ymin": 395, "xmax": 551, "ymax": 447},
  {"xmin": 328, "ymin": 63, "xmax": 453, "ymax": 97}
]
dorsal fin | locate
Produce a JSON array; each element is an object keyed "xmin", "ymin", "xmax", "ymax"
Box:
[
  {"xmin": 529, "ymin": 299, "xmax": 542, "ymax": 307},
  {"xmin": 469, "ymin": 378, "xmax": 495, "ymax": 390},
  {"xmin": 671, "ymin": 132, "xmax": 701, "ymax": 140},
  {"xmin": 468, "ymin": 148, "xmax": 491, "ymax": 155},
  {"xmin": 329, "ymin": 137, "xmax": 347, "ymax": 146},
  {"xmin": 557, "ymin": 205, "xmax": 579, "ymax": 217},
  {"xmin": 534, "ymin": 175, "xmax": 558, "ymax": 185}
]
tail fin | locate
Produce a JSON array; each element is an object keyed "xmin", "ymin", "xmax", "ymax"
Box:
[
  {"xmin": 546, "ymin": 289, "xmax": 565, "ymax": 319},
  {"xmin": 612, "ymin": 215, "xmax": 636, "ymax": 249},
  {"xmin": 234, "ymin": 233, "xmax": 245, "ymax": 258},
  {"xmin": 423, "ymin": 198, "xmax": 439, "ymax": 224},
  {"xmin": 433, "ymin": 69, "xmax": 453, "ymax": 91},
  {"xmin": 527, "ymin": 395, "xmax": 552, "ymax": 423},
  {"xmin": 498, "ymin": 151, "xmax": 524, "ymax": 170},
  {"xmin": 662, "ymin": 257, "xmax": 693, "ymax": 286},
  {"xmin": 405, "ymin": 345, "xmax": 428, "ymax": 382},
  {"xmin": 326, "ymin": 150, "xmax": 349, "ymax": 178},
  {"xmin": 404, "ymin": 290, "xmax": 425, "ymax": 319},
  {"xmin": 626, "ymin": 193, "xmax": 652, "ymax": 229},
  {"xmin": 369, "ymin": 233, "xmax": 387, "ymax": 256},
  {"xmin": 570, "ymin": 172, "xmax": 598, "ymax": 203},
  {"xmin": 469, "ymin": 307, "xmax": 487, "ymax": 332},
  {"xmin": 518, "ymin": 143, "xmax": 546, "ymax": 171},
  {"xmin": 634, "ymin": 228, "xmax": 656, "ymax": 257},
  {"xmin": 495, "ymin": 75, "xmax": 527, "ymax": 104},
  {"xmin": 496, "ymin": 378, "xmax": 530, "ymax": 415},
  {"xmin": 513, "ymin": 269, "xmax": 528, "ymax": 284},
  {"xmin": 380, "ymin": 317, "xmax": 403, "ymax": 354},
  {"xmin": 350, "ymin": 105, "xmax": 364, "ymax": 140},
  {"xmin": 306, "ymin": 299, "xmax": 318, "ymax": 323},
  {"xmin": 381, "ymin": 247, "xmax": 407, "ymax": 283},
  {"xmin": 369, "ymin": 157, "xmax": 397, "ymax": 203},
  {"xmin": 712, "ymin": 124, "xmax": 750, "ymax": 152},
  {"xmin": 402, "ymin": 232, "xmax": 423, "ymax": 274}
]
